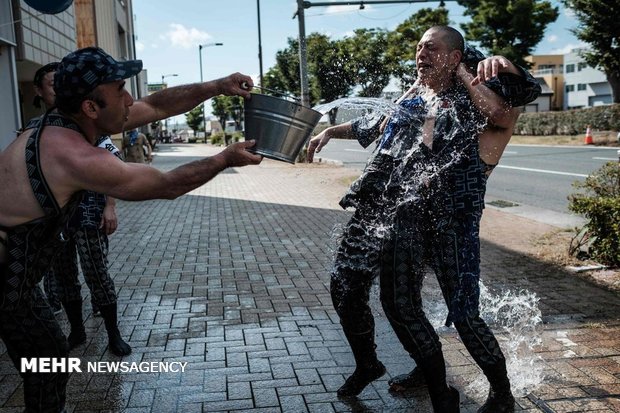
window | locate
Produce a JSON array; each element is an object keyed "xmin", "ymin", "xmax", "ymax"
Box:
[
  {"xmin": 538, "ymin": 64, "xmax": 555, "ymax": 70},
  {"xmin": 566, "ymin": 84, "xmax": 575, "ymax": 92},
  {"xmin": 577, "ymin": 84, "xmax": 587, "ymax": 91},
  {"xmin": 578, "ymin": 62, "xmax": 587, "ymax": 71},
  {"xmin": 566, "ymin": 64, "xmax": 575, "ymax": 73}
]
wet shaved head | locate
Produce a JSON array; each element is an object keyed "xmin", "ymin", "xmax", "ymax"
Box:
[{"xmin": 428, "ymin": 25, "xmax": 464, "ymax": 53}]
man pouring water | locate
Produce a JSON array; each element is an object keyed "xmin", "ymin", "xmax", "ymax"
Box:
[{"xmin": 0, "ymin": 46, "xmax": 262, "ymax": 412}]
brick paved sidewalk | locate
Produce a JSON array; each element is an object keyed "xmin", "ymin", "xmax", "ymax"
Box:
[{"xmin": 0, "ymin": 143, "xmax": 618, "ymax": 413}]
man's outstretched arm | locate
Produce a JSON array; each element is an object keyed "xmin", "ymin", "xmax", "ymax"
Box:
[
  {"xmin": 62, "ymin": 139, "xmax": 262, "ymax": 201},
  {"xmin": 125, "ymin": 73, "xmax": 253, "ymax": 131}
]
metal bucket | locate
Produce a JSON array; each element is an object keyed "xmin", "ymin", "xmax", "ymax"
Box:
[{"xmin": 244, "ymin": 93, "xmax": 322, "ymax": 163}]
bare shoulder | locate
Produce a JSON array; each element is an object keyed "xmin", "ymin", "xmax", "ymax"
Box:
[
  {"xmin": 40, "ymin": 128, "xmax": 125, "ymax": 196},
  {"xmin": 42, "ymin": 128, "xmax": 101, "ymax": 164}
]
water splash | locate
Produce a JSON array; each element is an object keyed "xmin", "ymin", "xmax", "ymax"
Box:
[
  {"xmin": 421, "ymin": 281, "xmax": 545, "ymax": 398},
  {"xmin": 325, "ymin": 93, "xmax": 544, "ymax": 398},
  {"xmin": 469, "ymin": 283, "xmax": 545, "ymax": 398},
  {"xmin": 313, "ymin": 97, "xmax": 411, "ymax": 119}
]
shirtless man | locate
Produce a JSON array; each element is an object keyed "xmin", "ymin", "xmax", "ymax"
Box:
[
  {"xmin": 0, "ymin": 46, "xmax": 262, "ymax": 413},
  {"xmin": 122, "ymin": 129, "xmax": 153, "ymax": 163}
]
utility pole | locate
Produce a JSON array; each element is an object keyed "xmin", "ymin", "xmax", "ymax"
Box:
[
  {"xmin": 199, "ymin": 42, "xmax": 224, "ymax": 140},
  {"xmin": 257, "ymin": 0, "xmax": 264, "ymax": 86},
  {"xmin": 295, "ymin": 0, "xmax": 310, "ymax": 108}
]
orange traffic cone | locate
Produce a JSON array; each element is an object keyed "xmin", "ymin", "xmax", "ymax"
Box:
[{"xmin": 584, "ymin": 125, "xmax": 594, "ymax": 145}]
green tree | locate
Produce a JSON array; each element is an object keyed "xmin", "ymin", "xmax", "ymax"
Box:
[
  {"xmin": 263, "ymin": 37, "xmax": 303, "ymax": 99},
  {"xmin": 262, "ymin": 66, "xmax": 289, "ymax": 94},
  {"xmin": 185, "ymin": 104, "xmax": 204, "ymax": 135},
  {"xmin": 458, "ymin": 0, "xmax": 559, "ymax": 67},
  {"xmin": 386, "ymin": 7, "xmax": 450, "ymax": 88},
  {"xmin": 262, "ymin": 34, "xmax": 356, "ymax": 110},
  {"xmin": 308, "ymin": 33, "xmax": 354, "ymax": 101},
  {"xmin": 308, "ymin": 33, "xmax": 355, "ymax": 124},
  {"xmin": 341, "ymin": 28, "xmax": 392, "ymax": 97},
  {"xmin": 562, "ymin": 0, "xmax": 620, "ymax": 103},
  {"xmin": 211, "ymin": 95, "xmax": 244, "ymax": 130}
]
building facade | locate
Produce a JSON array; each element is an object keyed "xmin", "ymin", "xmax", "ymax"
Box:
[
  {"xmin": 74, "ymin": 0, "xmax": 140, "ymax": 100},
  {"xmin": 0, "ymin": 0, "xmax": 21, "ymax": 150},
  {"xmin": 564, "ymin": 48, "xmax": 613, "ymax": 109},
  {"xmin": 524, "ymin": 54, "xmax": 564, "ymax": 112},
  {"xmin": 1, "ymin": 0, "xmax": 77, "ymax": 149},
  {"xmin": 0, "ymin": 0, "xmax": 140, "ymax": 150}
]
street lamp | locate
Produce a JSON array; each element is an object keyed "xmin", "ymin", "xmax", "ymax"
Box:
[
  {"xmin": 256, "ymin": 0, "xmax": 264, "ymax": 86},
  {"xmin": 161, "ymin": 73, "xmax": 178, "ymax": 141},
  {"xmin": 199, "ymin": 42, "xmax": 223, "ymax": 141}
]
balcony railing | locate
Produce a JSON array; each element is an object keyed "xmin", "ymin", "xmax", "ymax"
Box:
[{"xmin": 531, "ymin": 68, "xmax": 563, "ymax": 76}]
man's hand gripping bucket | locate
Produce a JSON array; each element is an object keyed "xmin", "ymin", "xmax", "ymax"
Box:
[{"xmin": 243, "ymin": 87, "xmax": 322, "ymax": 164}]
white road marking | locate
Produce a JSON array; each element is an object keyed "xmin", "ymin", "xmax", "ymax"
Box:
[
  {"xmin": 344, "ymin": 149, "xmax": 371, "ymax": 153},
  {"xmin": 593, "ymin": 157, "xmax": 617, "ymax": 161},
  {"xmin": 497, "ymin": 165, "xmax": 588, "ymax": 178}
]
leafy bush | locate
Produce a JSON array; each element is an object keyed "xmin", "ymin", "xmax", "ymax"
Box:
[
  {"xmin": 568, "ymin": 162, "xmax": 620, "ymax": 266},
  {"xmin": 232, "ymin": 132, "xmax": 244, "ymax": 143},
  {"xmin": 210, "ymin": 132, "xmax": 224, "ymax": 146},
  {"xmin": 515, "ymin": 104, "xmax": 620, "ymax": 135}
]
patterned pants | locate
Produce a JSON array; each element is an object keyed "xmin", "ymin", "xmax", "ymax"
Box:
[
  {"xmin": 0, "ymin": 277, "xmax": 69, "ymax": 412},
  {"xmin": 43, "ymin": 271, "xmax": 61, "ymax": 310},
  {"xmin": 49, "ymin": 227, "xmax": 117, "ymax": 306},
  {"xmin": 330, "ymin": 205, "xmax": 383, "ymax": 336},
  {"xmin": 380, "ymin": 208, "xmax": 506, "ymax": 373}
]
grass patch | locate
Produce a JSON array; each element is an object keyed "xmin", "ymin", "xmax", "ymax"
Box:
[
  {"xmin": 340, "ymin": 175, "xmax": 359, "ymax": 186},
  {"xmin": 511, "ymin": 131, "xmax": 619, "ymax": 146}
]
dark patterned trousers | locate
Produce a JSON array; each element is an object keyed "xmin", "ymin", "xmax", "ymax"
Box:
[
  {"xmin": 75, "ymin": 227, "xmax": 116, "ymax": 306},
  {"xmin": 330, "ymin": 205, "xmax": 383, "ymax": 336},
  {"xmin": 50, "ymin": 227, "xmax": 116, "ymax": 306},
  {"xmin": 380, "ymin": 209, "xmax": 506, "ymax": 374},
  {"xmin": 43, "ymin": 270, "xmax": 61, "ymax": 310},
  {"xmin": 0, "ymin": 278, "xmax": 69, "ymax": 413}
]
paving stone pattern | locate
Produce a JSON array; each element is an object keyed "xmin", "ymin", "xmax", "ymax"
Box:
[{"xmin": 0, "ymin": 144, "xmax": 618, "ymax": 412}]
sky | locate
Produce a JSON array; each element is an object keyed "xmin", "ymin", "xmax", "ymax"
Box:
[{"xmin": 132, "ymin": 0, "xmax": 585, "ymax": 122}]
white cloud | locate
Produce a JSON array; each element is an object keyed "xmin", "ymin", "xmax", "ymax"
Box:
[
  {"xmin": 549, "ymin": 42, "xmax": 588, "ymax": 55},
  {"xmin": 163, "ymin": 23, "xmax": 212, "ymax": 49},
  {"xmin": 135, "ymin": 41, "xmax": 145, "ymax": 52},
  {"xmin": 151, "ymin": 43, "xmax": 159, "ymax": 49},
  {"xmin": 547, "ymin": 35, "xmax": 558, "ymax": 43},
  {"xmin": 564, "ymin": 7, "xmax": 576, "ymax": 19}
]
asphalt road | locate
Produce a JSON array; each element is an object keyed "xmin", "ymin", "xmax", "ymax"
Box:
[{"xmin": 314, "ymin": 139, "xmax": 619, "ymax": 214}]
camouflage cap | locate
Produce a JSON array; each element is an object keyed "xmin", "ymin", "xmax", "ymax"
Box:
[{"xmin": 54, "ymin": 47, "xmax": 143, "ymax": 100}]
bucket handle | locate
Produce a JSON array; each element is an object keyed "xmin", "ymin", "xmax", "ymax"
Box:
[{"xmin": 242, "ymin": 82, "xmax": 301, "ymax": 102}]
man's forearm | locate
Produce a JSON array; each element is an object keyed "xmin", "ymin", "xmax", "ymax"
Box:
[
  {"xmin": 144, "ymin": 82, "xmax": 218, "ymax": 119},
  {"xmin": 159, "ymin": 153, "xmax": 229, "ymax": 199},
  {"xmin": 459, "ymin": 68, "xmax": 513, "ymax": 128}
]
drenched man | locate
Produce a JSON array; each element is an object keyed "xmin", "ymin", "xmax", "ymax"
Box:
[
  {"xmin": 308, "ymin": 26, "xmax": 540, "ymax": 413},
  {"xmin": 0, "ymin": 47, "xmax": 262, "ymax": 413}
]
